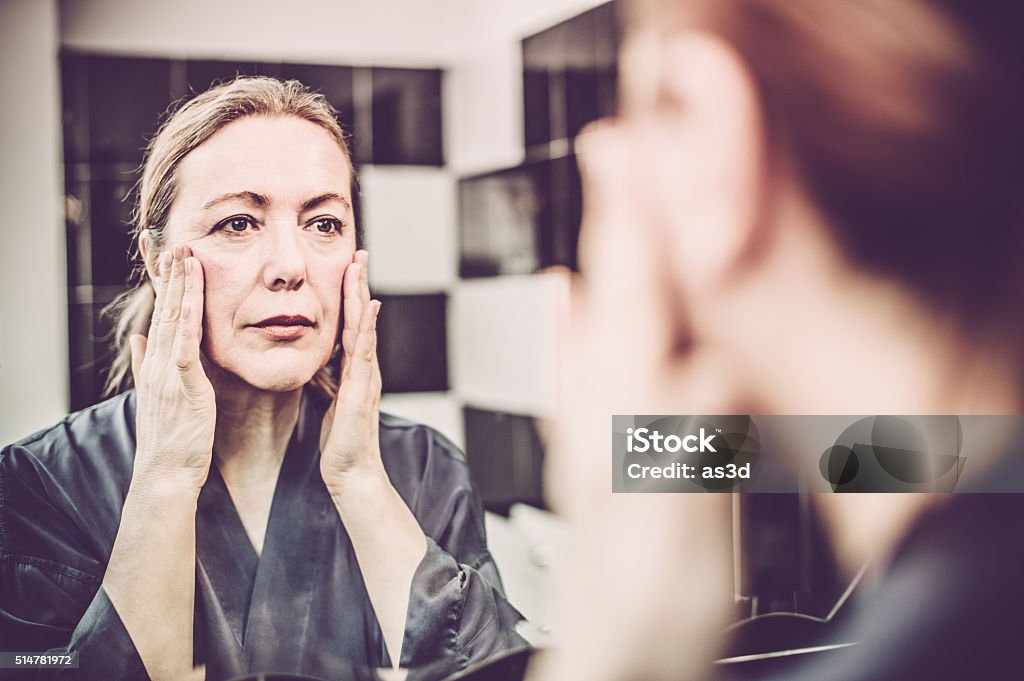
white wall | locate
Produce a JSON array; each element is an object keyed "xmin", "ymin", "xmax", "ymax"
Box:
[
  {"xmin": 58, "ymin": 0, "xmax": 473, "ymax": 66},
  {"xmin": 450, "ymin": 274, "xmax": 562, "ymax": 417},
  {"xmin": 0, "ymin": 0, "xmax": 68, "ymax": 445}
]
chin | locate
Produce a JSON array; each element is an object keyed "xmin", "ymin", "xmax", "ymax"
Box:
[
  {"xmin": 241, "ymin": 372, "xmax": 312, "ymax": 392},
  {"xmin": 211, "ymin": 349, "xmax": 329, "ymax": 393}
]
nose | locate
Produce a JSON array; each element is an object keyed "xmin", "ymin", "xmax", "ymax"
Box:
[{"xmin": 262, "ymin": 222, "xmax": 306, "ymax": 291}]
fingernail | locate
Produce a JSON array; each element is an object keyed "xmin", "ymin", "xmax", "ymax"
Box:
[
  {"xmin": 174, "ymin": 245, "xmax": 183, "ymax": 261},
  {"xmin": 185, "ymin": 258, "xmax": 193, "ymax": 275},
  {"xmin": 161, "ymin": 251, "xmax": 172, "ymax": 269},
  {"xmin": 181, "ymin": 303, "xmax": 191, "ymax": 321},
  {"xmin": 373, "ymin": 300, "xmax": 381, "ymax": 318}
]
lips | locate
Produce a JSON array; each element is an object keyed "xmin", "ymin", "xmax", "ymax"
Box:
[
  {"xmin": 253, "ymin": 315, "xmax": 314, "ymax": 328},
  {"xmin": 250, "ymin": 315, "xmax": 315, "ymax": 340}
]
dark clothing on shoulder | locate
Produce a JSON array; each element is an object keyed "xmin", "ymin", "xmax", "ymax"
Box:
[{"xmin": 739, "ymin": 490, "xmax": 1024, "ymax": 681}]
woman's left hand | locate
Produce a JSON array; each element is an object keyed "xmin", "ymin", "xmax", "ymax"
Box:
[{"xmin": 320, "ymin": 249, "xmax": 385, "ymax": 493}]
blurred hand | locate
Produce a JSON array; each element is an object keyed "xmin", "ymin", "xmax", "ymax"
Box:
[
  {"xmin": 535, "ymin": 121, "xmax": 733, "ymax": 681},
  {"xmin": 320, "ymin": 250, "xmax": 385, "ymax": 492},
  {"xmin": 129, "ymin": 243, "xmax": 216, "ymax": 492}
]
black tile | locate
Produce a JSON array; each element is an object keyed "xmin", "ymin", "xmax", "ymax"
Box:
[
  {"xmin": 458, "ymin": 155, "xmax": 581, "ymax": 276},
  {"xmin": 91, "ymin": 296, "xmax": 119, "ymax": 371},
  {"xmin": 70, "ymin": 291, "xmax": 126, "ymax": 412},
  {"xmin": 376, "ymin": 293, "xmax": 448, "ymax": 393},
  {"xmin": 565, "ymin": 68, "xmax": 601, "ymax": 140},
  {"xmin": 68, "ymin": 302, "xmax": 97, "ymax": 411},
  {"xmin": 523, "ymin": 26, "xmax": 561, "ymax": 147},
  {"xmin": 522, "ymin": 68, "xmax": 551, "ymax": 148},
  {"xmin": 521, "ymin": 2, "xmax": 621, "ymax": 145},
  {"xmin": 64, "ymin": 179, "xmax": 90, "ymax": 287},
  {"xmin": 60, "ymin": 53, "xmax": 91, "ymax": 164},
  {"xmin": 88, "ymin": 180, "xmax": 137, "ymax": 287},
  {"xmin": 548, "ymin": 153, "xmax": 582, "ymax": 271},
  {"xmin": 278, "ymin": 63, "xmax": 357, "ymax": 138},
  {"xmin": 458, "ymin": 162, "xmax": 549, "ymax": 277},
  {"xmin": 85, "ymin": 55, "xmax": 173, "ymax": 164},
  {"xmin": 369, "ymin": 68, "xmax": 443, "ymax": 166},
  {"xmin": 463, "ymin": 407, "xmax": 545, "ymax": 513}
]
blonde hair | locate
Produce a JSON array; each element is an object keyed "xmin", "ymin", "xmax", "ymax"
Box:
[{"xmin": 103, "ymin": 76, "xmax": 356, "ymax": 400}]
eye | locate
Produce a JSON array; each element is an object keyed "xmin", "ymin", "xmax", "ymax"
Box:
[
  {"xmin": 309, "ymin": 216, "xmax": 344, "ymax": 235},
  {"xmin": 215, "ymin": 215, "xmax": 258, "ymax": 233}
]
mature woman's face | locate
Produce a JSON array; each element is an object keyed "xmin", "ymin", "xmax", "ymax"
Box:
[{"xmin": 162, "ymin": 115, "xmax": 355, "ymax": 392}]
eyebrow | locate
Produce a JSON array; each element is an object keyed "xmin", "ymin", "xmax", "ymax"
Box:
[
  {"xmin": 200, "ymin": 191, "xmax": 351, "ymax": 213},
  {"xmin": 302, "ymin": 192, "xmax": 351, "ymax": 213},
  {"xmin": 202, "ymin": 191, "xmax": 269, "ymax": 210}
]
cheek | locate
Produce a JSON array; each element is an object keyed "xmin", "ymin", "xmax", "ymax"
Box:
[
  {"xmin": 318, "ymin": 268, "xmax": 346, "ymax": 327},
  {"xmin": 191, "ymin": 250, "xmax": 247, "ymax": 336},
  {"xmin": 312, "ymin": 245, "xmax": 350, "ymax": 284}
]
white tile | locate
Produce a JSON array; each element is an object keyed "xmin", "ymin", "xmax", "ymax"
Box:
[
  {"xmin": 380, "ymin": 391, "xmax": 464, "ymax": 451},
  {"xmin": 450, "ymin": 273, "xmax": 566, "ymax": 417},
  {"xmin": 446, "ymin": 41, "xmax": 524, "ymax": 175},
  {"xmin": 360, "ymin": 166, "xmax": 457, "ymax": 293}
]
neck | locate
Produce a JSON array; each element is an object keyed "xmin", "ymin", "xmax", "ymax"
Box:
[{"xmin": 204, "ymin": 359, "xmax": 302, "ymax": 486}]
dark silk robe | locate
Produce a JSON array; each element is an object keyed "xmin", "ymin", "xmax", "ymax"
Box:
[{"xmin": 1, "ymin": 389, "xmax": 526, "ymax": 680}]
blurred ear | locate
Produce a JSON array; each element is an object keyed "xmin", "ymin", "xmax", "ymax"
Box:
[
  {"xmin": 138, "ymin": 229, "xmax": 160, "ymax": 283},
  {"xmin": 633, "ymin": 32, "xmax": 767, "ymax": 299}
]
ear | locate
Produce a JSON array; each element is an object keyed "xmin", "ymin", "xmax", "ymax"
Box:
[
  {"xmin": 138, "ymin": 229, "xmax": 160, "ymax": 283},
  {"xmin": 632, "ymin": 32, "xmax": 768, "ymax": 299}
]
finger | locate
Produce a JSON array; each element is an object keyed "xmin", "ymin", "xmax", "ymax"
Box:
[
  {"xmin": 342, "ymin": 258, "xmax": 363, "ymax": 361},
  {"xmin": 173, "ymin": 252, "xmax": 206, "ymax": 385},
  {"xmin": 156, "ymin": 245, "xmax": 187, "ymax": 354},
  {"xmin": 341, "ymin": 299, "xmax": 380, "ymax": 403},
  {"xmin": 351, "ymin": 251, "xmax": 372, "ymax": 378},
  {"xmin": 144, "ymin": 248, "xmax": 173, "ymax": 358},
  {"xmin": 357, "ymin": 249, "xmax": 370, "ymax": 306},
  {"xmin": 129, "ymin": 334, "xmax": 147, "ymax": 387}
]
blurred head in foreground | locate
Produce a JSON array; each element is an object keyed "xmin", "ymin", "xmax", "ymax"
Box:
[
  {"xmin": 545, "ymin": 2, "xmax": 1024, "ymax": 681},
  {"xmin": 601, "ymin": 0, "xmax": 1024, "ymax": 416}
]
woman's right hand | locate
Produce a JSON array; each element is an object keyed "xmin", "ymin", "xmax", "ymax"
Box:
[{"xmin": 129, "ymin": 242, "xmax": 216, "ymax": 491}]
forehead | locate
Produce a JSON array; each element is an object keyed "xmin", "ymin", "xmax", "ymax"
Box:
[{"xmin": 174, "ymin": 115, "xmax": 352, "ymax": 209}]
